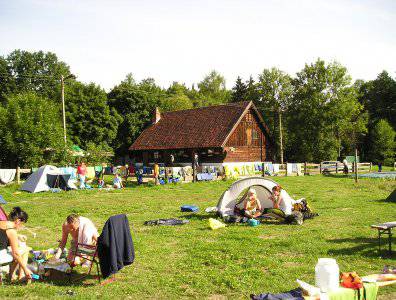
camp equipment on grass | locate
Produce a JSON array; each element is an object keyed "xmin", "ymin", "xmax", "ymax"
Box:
[
  {"xmin": 21, "ymin": 165, "xmax": 77, "ymax": 193},
  {"xmin": 217, "ymin": 177, "xmax": 299, "ymax": 217},
  {"xmin": 180, "ymin": 205, "xmax": 199, "ymax": 212},
  {"xmin": 247, "ymin": 219, "xmax": 260, "ymax": 227},
  {"xmin": 209, "ymin": 218, "xmax": 226, "ymax": 230}
]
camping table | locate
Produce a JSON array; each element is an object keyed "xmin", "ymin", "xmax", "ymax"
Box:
[{"xmin": 370, "ymin": 221, "xmax": 396, "ymax": 256}]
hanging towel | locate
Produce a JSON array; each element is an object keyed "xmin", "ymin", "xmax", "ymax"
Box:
[
  {"xmin": 0, "ymin": 169, "xmax": 16, "ymax": 184},
  {"xmin": 86, "ymin": 167, "xmax": 95, "ymax": 179},
  {"xmin": 273, "ymin": 164, "xmax": 280, "ymax": 173},
  {"xmin": 286, "ymin": 163, "xmax": 293, "ymax": 175},
  {"xmin": 296, "ymin": 164, "xmax": 303, "ymax": 176},
  {"xmin": 292, "ymin": 163, "xmax": 298, "ymax": 173}
]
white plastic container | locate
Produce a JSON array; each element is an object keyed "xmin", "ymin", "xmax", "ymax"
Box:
[{"xmin": 315, "ymin": 258, "xmax": 339, "ymax": 292}]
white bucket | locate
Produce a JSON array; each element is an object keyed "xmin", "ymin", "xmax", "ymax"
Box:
[{"xmin": 315, "ymin": 258, "xmax": 339, "ymax": 292}]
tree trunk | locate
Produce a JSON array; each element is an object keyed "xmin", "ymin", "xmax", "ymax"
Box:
[{"xmin": 279, "ymin": 110, "xmax": 284, "ymax": 164}]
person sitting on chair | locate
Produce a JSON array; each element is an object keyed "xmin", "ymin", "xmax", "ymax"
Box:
[
  {"xmin": 242, "ymin": 188, "xmax": 262, "ymax": 219},
  {"xmin": 0, "ymin": 207, "xmax": 32, "ymax": 282},
  {"xmin": 55, "ymin": 214, "xmax": 98, "ymax": 267}
]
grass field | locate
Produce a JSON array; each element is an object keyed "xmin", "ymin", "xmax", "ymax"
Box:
[{"xmin": 0, "ymin": 175, "xmax": 395, "ymax": 299}]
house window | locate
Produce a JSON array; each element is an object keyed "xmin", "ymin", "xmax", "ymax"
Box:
[
  {"xmin": 154, "ymin": 152, "xmax": 159, "ymax": 159},
  {"xmin": 252, "ymin": 129, "xmax": 259, "ymax": 140}
]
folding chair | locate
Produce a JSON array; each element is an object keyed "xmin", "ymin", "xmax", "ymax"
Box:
[
  {"xmin": 70, "ymin": 242, "xmax": 101, "ymax": 283},
  {"xmin": 69, "ymin": 214, "xmax": 134, "ymax": 284}
]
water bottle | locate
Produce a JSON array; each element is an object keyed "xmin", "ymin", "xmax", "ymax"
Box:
[{"xmin": 315, "ymin": 258, "xmax": 339, "ymax": 292}]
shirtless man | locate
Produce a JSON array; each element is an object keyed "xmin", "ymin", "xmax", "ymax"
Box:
[{"xmin": 55, "ymin": 214, "xmax": 98, "ymax": 266}]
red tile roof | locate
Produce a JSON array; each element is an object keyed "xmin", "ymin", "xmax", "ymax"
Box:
[{"xmin": 129, "ymin": 101, "xmax": 253, "ymax": 151}]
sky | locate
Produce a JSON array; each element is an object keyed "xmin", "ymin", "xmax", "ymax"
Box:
[{"xmin": 0, "ymin": 0, "xmax": 395, "ymax": 91}]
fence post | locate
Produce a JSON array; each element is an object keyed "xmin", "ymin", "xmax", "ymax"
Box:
[
  {"xmin": 16, "ymin": 166, "xmax": 20, "ymax": 185},
  {"xmin": 304, "ymin": 162, "xmax": 307, "ymax": 175},
  {"xmin": 285, "ymin": 163, "xmax": 287, "ymax": 177},
  {"xmin": 319, "ymin": 162, "xmax": 322, "ymax": 174},
  {"xmin": 369, "ymin": 162, "xmax": 372, "ymax": 172},
  {"xmin": 336, "ymin": 162, "xmax": 338, "ymax": 174}
]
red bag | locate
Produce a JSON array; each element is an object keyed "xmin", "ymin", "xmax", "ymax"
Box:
[{"xmin": 340, "ymin": 272, "xmax": 363, "ymax": 289}]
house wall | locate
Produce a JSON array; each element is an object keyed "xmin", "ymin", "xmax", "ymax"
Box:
[
  {"xmin": 130, "ymin": 148, "xmax": 226, "ymax": 165},
  {"xmin": 224, "ymin": 109, "xmax": 267, "ymax": 162}
]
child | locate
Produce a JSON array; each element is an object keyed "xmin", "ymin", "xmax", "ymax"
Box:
[
  {"xmin": 243, "ymin": 188, "xmax": 262, "ymax": 219},
  {"xmin": 113, "ymin": 174, "xmax": 123, "ymax": 189}
]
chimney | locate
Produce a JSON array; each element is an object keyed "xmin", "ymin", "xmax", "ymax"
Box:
[{"xmin": 152, "ymin": 107, "xmax": 161, "ymax": 124}]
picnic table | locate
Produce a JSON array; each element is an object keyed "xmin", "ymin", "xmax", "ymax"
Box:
[{"xmin": 370, "ymin": 221, "xmax": 396, "ymax": 256}]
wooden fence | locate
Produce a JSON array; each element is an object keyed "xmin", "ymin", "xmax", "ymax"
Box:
[{"xmin": 3, "ymin": 161, "xmax": 376, "ymax": 186}]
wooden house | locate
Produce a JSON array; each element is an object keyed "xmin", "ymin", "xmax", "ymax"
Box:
[{"xmin": 129, "ymin": 101, "xmax": 272, "ymax": 166}]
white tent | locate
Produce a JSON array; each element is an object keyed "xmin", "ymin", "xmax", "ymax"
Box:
[
  {"xmin": 217, "ymin": 177, "xmax": 298, "ymax": 217},
  {"xmin": 21, "ymin": 165, "xmax": 77, "ymax": 193}
]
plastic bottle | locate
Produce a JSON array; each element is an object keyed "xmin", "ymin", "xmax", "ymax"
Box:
[{"xmin": 315, "ymin": 258, "xmax": 339, "ymax": 292}]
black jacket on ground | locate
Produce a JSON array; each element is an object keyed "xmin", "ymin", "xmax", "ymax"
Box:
[{"xmin": 97, "ymin": 214, "xmax": 135, "ymax": 278}]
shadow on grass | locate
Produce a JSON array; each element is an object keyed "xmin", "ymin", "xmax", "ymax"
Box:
[
  {"xmin": 179, "ymin": 213, "xmax": 214, "ymax": 221},
  {"xmin": 46, "ymin": 270, "xmax": 102, "ymax": 287},
  {"xmin": 326, "ymin": 236, "xmax": 394, "ymax": 258}
]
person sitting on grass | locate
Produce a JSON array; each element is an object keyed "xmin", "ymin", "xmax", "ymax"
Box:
[
  {"xmin": 113, "ymin": 173, "xmax": 123, "ymax": 189},
  {"xmin": 262, "ymin": 185, "xmax": 288, "ymax": 220},
  {"xmin": 55, "ymin": 214, "xmax": 98, "ymax": 268},
  {"xmin": 0, "ymin": 207, "xmax": 32, "ymax": 282},
  {"xmin": 242, "ymin": 188, "xmax": 262, "ymax": 219}
]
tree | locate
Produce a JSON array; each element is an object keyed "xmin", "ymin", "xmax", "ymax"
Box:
[
  {"xmin": 288, "ymin": 59, "xmax": 366, "ymax": 162},
  {"xmin": 257, "ymin": 68, "xmax": 293, "ymax": 163},
  {"xmin": 245, "ymin": 76, "xmax": 260, "ymax": 103},
  {"xmin": 0, "ymin": 50, "xmax": 71, "ymax": 103},
  {"xmin": 368, "ymin": 119, "xmax": 395, "ymax": 165},
  {"xmin": 358, "ymin": 71, "xmax": 396, "ymax": 130},
  {"xmin": 108, "ymin": 75, "xmax": 164, "ymax": 157},
  {"xmin": 231, "ymin": 76, "xmax": 247, "ymax": 102},
  {"xmin": 0, "ymin": 92, "xmax": 66, "ymax": 167},
  {"xmin": 85, "ymin": 142, "xmax": 114, "ymax": 164},
  {"xmin": 196, "ymin": 70, "xmax": 231, "ymax": 106},
  {"xmin": 64, "ymin": 81, "xmax": 121, "ymax": 149},
  {"xmin": 161, "ymin": 82, "xmax": 193, "ymax": 111}
]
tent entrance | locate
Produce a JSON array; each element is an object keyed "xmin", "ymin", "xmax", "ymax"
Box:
[
  {"xmin": 47, "ymin": 174, "xmax": 71, "ymax": 191},
  {"xmin": 234, "ymin": 185, "xmax": 273, "ymax": 209}
]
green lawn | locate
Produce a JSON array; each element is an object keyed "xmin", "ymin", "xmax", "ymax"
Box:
[{"xmin": 0, "ymin": 175, "xmax": 395, "ymax": 299}]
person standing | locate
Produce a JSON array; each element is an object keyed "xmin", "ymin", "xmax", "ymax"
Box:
[
  {"xmin": 153, "ymin": 163, "xmax": 159, "ymax": 185},
  {"xmin": 342, "ymin": 158, "xmax": 349, "ymax": 174},
  {"xmin": 77, "ymin": 162, "xmax": 87, "ymax": 189}
]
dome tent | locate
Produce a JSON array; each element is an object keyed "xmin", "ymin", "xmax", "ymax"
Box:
[
  {"xmin": 21, "ymin": 165, "xmax": 77, "ymax": 193},
  {"xmin": 216, "ymin": 177, "xmax": 298, "ymax": 217}
]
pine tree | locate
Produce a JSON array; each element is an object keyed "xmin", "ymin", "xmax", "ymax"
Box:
[{"xmin": 231, "ymin": 76, "xmax": 247, "ymax": 102}]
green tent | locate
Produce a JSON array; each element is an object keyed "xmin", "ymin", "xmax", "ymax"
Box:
[{"xmin": 70, "ymin": 145, "xmax": 85, "ymax": 157}]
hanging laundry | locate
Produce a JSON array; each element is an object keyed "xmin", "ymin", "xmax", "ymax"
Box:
[
  {"xmin": 0, "ymin": 169, "xmax": 16, "ymax": 184},
  {"xmin": 273, "ymin": 164, "xmax": 280, "ymax": 173},
  {"xmin": 86, "ymin": 167, "xmax": 95, "ymax": 179},
  {"xmin": 286, "ymin": 163, "xmax": 293, "ymax": 175}
]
